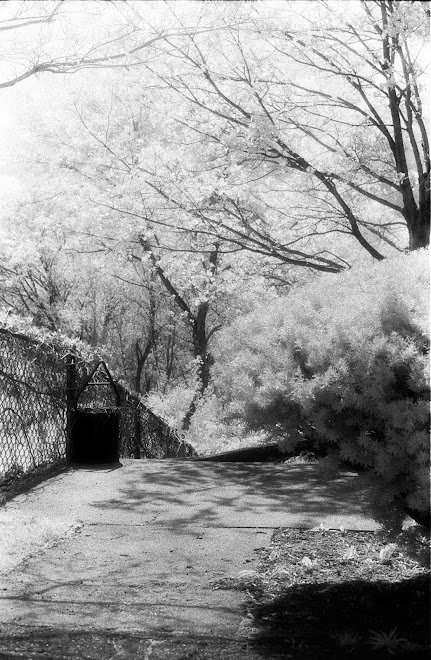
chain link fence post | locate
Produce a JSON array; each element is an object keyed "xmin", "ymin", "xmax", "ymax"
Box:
[{"xmin": 65, "ymin": 353, "xmax": 77, "ymax": 464}]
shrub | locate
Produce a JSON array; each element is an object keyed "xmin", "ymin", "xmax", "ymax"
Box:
[
  {"xmin": 145, "ymin": 386, "xmax": 196, "ymax": 431},
  {"xmin": 186, "ymin": 390, "xmax": 270, "ymax": 455},
  {"xmin": 214, "ymin": 250, "xmax": 430, "ymax": 531},
  {"xmin": 146, "ymin": 386, "xmax": 270, "ymax": 455}
]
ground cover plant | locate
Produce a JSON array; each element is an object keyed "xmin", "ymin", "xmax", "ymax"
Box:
[{"xmin": 214, "ymin": 526, "xmax": 430, "ymax": 658}]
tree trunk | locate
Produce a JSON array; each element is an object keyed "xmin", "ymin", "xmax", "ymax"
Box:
[
  {"xmin": 139, "ymin": 237, "xmax": 220, "ymax": 430},
  {"xmin": 181, "ymin": 356, "xmax": 214, "ymax": 431},
  {"xmin": 408, "ymin": 213, "xmax": 430, "ymax": 250},
  {"xmin": 181, "ymin": 301, "xmax": 213, "ymax": 431},
  {"xmin": 181, "ymin": 246, "xmax": 220, "ymax": 431},
  {"xmin": 134, "ymin": 338, "xmax": 152, "ymax": 393},
  {"xmin": 408, "ymin": 174, "xmax": 430, "ymax": 249},
  {"xmin": 380, "ymin": 2, "xmax": 430, "ymax": 251}
]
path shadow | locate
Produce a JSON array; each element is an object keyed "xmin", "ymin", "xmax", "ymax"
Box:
[
  {"xmin": 248, "ymin": 573, "xmax": 430, "ymax": 659},
  {"xmin": 70, "ymin": 461, "xmax": 124, "ymax": 472},
  {"xmin": 86, "ymin": 460, "xmax": 378, "ymax": 534}
]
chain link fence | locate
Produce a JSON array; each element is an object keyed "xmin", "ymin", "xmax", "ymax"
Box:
[
  {"xmin": 0, "ymin": 327, "xmax": 195, "ymax": 499},
  {"xmin": 0, "ymin": 329, "xmax": 67, "ymax": 494}
]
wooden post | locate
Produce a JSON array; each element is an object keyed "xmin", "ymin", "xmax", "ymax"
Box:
[{"xmin": 66, "ymin": 353, "xmax": 77, "ymax": 463}]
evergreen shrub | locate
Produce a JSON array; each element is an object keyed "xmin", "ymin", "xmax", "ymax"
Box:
[{"xmin": 214, "ymin": 250, "xmax": 430, "ymax": 530}]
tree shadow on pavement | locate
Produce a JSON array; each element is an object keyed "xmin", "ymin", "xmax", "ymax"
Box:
[{"xmin": 85, "ymin": 460, "xmax": 379, "ymax": 534}]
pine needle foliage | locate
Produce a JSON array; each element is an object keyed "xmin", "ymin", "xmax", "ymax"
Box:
[{"xmin": 214, "ymin": 250, "xmax": 430, "ymax": 531}]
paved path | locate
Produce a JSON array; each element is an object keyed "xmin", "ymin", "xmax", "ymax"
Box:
[{"xmin": 0, "ymin": 459, "xmax": 380, "ymax": 658}]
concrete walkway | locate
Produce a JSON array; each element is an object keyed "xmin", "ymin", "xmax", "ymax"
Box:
[{"xmin": 0, "ymin": 459, "xmax": 380, "ymax": 658}]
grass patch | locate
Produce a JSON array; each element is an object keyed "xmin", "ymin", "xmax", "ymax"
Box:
[{"xmin": 213, "ymin": 527, "xmax": 430, "ymax": 658}]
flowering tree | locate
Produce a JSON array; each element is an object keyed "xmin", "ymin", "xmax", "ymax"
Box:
[
  {"xmin": 16, "ymin": 69, "xmax": 275, "ymax": 422},
  {"xmin": 0, "ymin": 0, "xmax": 211, "ymax": 89},
  {"xmin": 147, "ymin": 0, "xmax": 429, "ymax": 256},
  {"xmin": 0, "ymin": 185, "xmax": 201, "ymax": 395},
  {"xmin": 5, "ymin": 1, "xmax": 428, "ymax": 275}
]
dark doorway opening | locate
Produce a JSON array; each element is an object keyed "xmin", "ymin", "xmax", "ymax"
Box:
[{"xmin": 70, "ymin": 409, "xmax": 120, "ymax": 464}]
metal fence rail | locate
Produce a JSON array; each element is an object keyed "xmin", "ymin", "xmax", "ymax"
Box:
[{"xmin": 0, "ymin": 327, "xmax": 195, "ymax": 495}]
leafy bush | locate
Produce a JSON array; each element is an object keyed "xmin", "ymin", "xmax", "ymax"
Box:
[
  {"xmin": 146, "ymin": 386, "xmax": 269, "ymax": 455},
  {"xmin": 145, "ymin": 386, "xmax": 196, "ymax": 431},
  {"xmin": 0, "ymin": 309, "xmax": 100, "ymax": 361},
  {"xmin": 186, "ymin": 391, "xmax": 270, "ymax": 455},
  {"xmin": 214, "ymin": 250, "xmax": 430, "ymax": 530}
]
